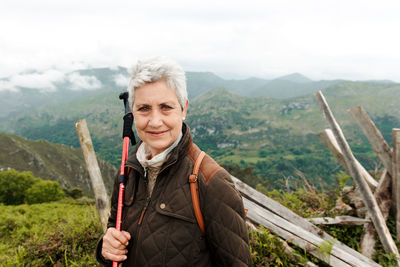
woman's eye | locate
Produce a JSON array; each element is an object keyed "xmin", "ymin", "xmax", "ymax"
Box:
[
  {"xmin": 161, "ymin": 105, "xmax": 173, "ymax": 110},
  {"xmin": 138, "ymin": 106, "xmax": 150, "ymax": 112}
]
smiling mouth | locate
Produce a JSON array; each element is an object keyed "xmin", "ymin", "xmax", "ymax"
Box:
[{"xmin": 148, "ymin": 130, "xmax": 168, "ymax": 136}]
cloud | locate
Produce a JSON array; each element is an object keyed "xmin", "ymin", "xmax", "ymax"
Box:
[
  {"xmin": 67, "ymin": 72, "xmax": 102, "ymax": 90},
  {"xmin": 0, "ymin": 80, "xmax": 19, "ymax": 92},
  {"xmin": 114, "ymin": 74, "xmax": 129, "ymax": 87},
  {"xmin": 1, "ymin": 0, "xmax": 400, "ymax": 82},
  {"xmin": 0, "ymin": 70, "xmax": 65, "ymax": 92},
  {"xmin": 0, "ymin": 70, "xmax": 105, "ymax": 92}
]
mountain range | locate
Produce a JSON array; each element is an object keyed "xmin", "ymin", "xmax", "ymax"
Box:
[
  {"xmin": 1, "ymin": 67, "xmax": 399, "ymax": 189},
  {"xmin": 0, "ymin": 67, "xmax": 353, "ymax": 121}
]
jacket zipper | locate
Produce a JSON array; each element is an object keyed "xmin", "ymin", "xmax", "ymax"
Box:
[
  {"xmin": 132, "ymin": 168, "xmax": 152, "ymax": 267},
  {"xmin": 130, "ymin": 168, "xmax": 146, "ymax": 267},
  {"xmin": 138, "ymin": 168, "xmax": 150, "ymax": 226},
  {"xmin": 129, "ymin": 159, "xmax": 177, "ymax": 266},
  {"xmin": 138, "ymin": 198, "xmax": 150, "ymax": 225},
  {"xmin": 135, "ymin": 159, "xmax": 177, "ymax": 224}
]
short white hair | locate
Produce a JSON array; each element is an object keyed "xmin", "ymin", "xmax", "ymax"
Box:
[{"xmin": 127, "ymin": 56, "xmax": 187, "ymax": 109}]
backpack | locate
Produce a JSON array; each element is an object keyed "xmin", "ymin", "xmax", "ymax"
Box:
[{"xmin": 189, "ymin": 151, "xmax": 206, "ymax": 235}]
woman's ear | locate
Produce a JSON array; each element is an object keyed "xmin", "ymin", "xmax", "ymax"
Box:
[{"xmin": 182, "ymin": 100, "xmax": 189, "ymax": 119}]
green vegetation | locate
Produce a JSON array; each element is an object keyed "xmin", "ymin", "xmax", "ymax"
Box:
[
  {"xmin": 25, "ymin": 179, "xmax": 65, "ymax": 204},
  {"xmin": 2, "ymin": 68, "xmax": 400, "ymax": 265},
  {"xmin": 0, "ymin": 170, "xmax": 64, "ymax": 205},
  {"xmin": 249, "ymin": 226, "xmax": 328, "ymax": 266},
  {"xmin": 1, "ymin": 175, "xmax": 399, "ymax": 266},
  {"xmin": 3, "ymin": 80, "xmax": 399, "ymax": 190},
  {"xmin": 0, "ymin": 170, "xmax": 38, "ymax": 205},
  {"xmin": 251, "ymin": 185, "xmax": 399, "ymax": 267},
  {"xmin": 64, "ymin": 187, "xmax": 84, "ymax": 199},
  {"xmin": 317, "ymin": 239, "xmax": 334, "ymax": 259},
  {"xmin": 0, "ymin": 199, "xmax": 101, "ymax": 267}
]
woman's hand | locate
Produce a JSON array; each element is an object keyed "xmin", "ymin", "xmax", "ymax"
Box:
[{"xmin": 101, "ymin": 227, "xmax": 131, "ymax": 262}]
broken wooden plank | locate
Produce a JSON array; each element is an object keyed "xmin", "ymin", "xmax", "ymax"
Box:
[
  {"xmin": 75, "ymin": 119, "xmax": 110, "ymax": 232},
  {"xmin": 247, "ymin": 220, "xmax": 318, "ymax": 267},
  {"xmin": 393, "ymin": 128, "xmax": 400, "ymax": 242},
  {"xmin": 318, "ymin": 129, "xmax": 378, "ymax": 189},
  {"xmin": 307, "ymin": 216, "xmax": 370, "ymax": 225},
  {"xmin": 232, "ymin": 176, "xmax": 381, "ymax": 266},
  {"xmin": 315, "ymin": 91, "xmax": 400, "ymax": 266},
  {"xmin": 244, "ymin": 197, "xmax": 380, "ymax": 266},
  {"xmin": 349, "ymin": 106, "xmax": 392, "ymax": 175},
  {"xmin": 361, "ymin": 170, "xmax": 392, "ymax": 258}
]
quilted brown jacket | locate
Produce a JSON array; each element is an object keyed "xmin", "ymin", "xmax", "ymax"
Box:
[{"xmin": 96, "ymin": 124, "xmax": 251, "ymax": 266}]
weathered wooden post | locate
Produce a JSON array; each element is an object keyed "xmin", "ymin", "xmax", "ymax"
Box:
[
  {"xmin": 315, "ymin": 91, "xmax": 400, "ymax": 265},
  {"xmin": 361, "ymin": 170, "xmax": 392, "ymax": 258},
  {"xmin": 319, "ymin": 128, "xmax": 392, "ymax": 257},
  {"xmin": 76, "ymin": 119, "xmax": 110, "ymax": 232},
  {"xmin": 318, "ymin": 129, "xmax": 378, "ymax": 189},
  {"xmin": 349, "ymin": 106, "xmax": 393, "ymax": 175},
  {"xmin": 393, "ymin": 128, "xmax": 400, "ymax": 242},
  {"xmin": 348, "ymin": 105, "xmax": 395, "ymax": 256}
]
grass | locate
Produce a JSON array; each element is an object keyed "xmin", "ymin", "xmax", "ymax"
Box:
[
  {"xmin": 1, "ymin": 183, "xmax": 399, "ymax": 266},
  {"xmin": 0, "ymin": 198, "xmax": 102, "ymax": 267}
]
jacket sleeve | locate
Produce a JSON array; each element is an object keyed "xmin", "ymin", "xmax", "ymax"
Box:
[{"xmin": 202, "ymin": 169, "xmax": 251, "ymax": 266}]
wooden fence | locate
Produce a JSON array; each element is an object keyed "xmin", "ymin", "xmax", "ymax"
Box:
[{"xmin": 77, "ymin": 90, "xmax": 400, "ymax": 266}]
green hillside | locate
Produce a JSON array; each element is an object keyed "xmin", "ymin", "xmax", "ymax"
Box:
[
  {"xmin": 0, "ymin": 133, "xmax": 116, "ymax": 195},
  {"xmin": 1, "ymin": 80, "xmax": 400, "ymax": 189},
  {"xmin": 1, "ymin": 67, "xmax": 346, "ymax": 122},
  {"xmin": 251, "ymin": 79, "xmax": 340, "ymax": 98}
]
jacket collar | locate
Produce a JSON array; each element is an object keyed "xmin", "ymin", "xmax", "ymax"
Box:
[{"xmin": 125, "ymin": 123, "xmax": 192, "ymax": 174}]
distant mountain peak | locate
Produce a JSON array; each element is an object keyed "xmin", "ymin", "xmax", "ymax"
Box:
[
  {"xmin": 275, "ymin": 73, "xmax": 312, "ymax": 83},
  {"xmin": 209, "ymin": 87, "xmax": 237, "ymax": 95}
]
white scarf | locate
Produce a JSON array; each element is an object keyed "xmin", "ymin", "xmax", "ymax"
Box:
[
  {"xmin": 136, "ymin": 132, "xmax": 183, "ymax": 196},
  {"xmin": 136, "ymin": 132, "xmax": 183, "ymax": 167}
]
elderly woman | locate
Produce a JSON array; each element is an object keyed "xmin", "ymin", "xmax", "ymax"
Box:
[{"xmin": 96, "ymin": 57, "xmax": 251, "ymax": 266}]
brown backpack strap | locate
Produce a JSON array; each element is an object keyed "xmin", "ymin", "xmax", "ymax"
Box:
[{"xmin": 189, "ymin": 151, "xmax": 206, "ymax": 235}]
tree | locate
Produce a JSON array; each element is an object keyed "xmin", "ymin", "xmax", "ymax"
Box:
[
  {"xmin": 25, "ymin": 180, "xmax": 65, "ymax": 204},
  {"xmin": 0, "ymin": 170, "xmax": 38, "ymax": 205},
  {"xmin": 259, "ymin": 150, "xmax": 268, "ymax": 158}
]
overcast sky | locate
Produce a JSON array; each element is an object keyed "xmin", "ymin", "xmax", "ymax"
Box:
[{"xmin": 1, "ymin": 0, "xmax": 400, "ymax": 82}]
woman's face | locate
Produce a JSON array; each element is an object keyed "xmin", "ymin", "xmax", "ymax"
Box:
[{"xmin": 132, "ymin": 79, "xmax": 188, "ymax": 158}]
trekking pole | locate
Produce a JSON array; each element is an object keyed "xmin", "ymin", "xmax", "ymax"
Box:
[{"xmin": 113, "ymin": 92, "xmax": 136, "ymax": 267}]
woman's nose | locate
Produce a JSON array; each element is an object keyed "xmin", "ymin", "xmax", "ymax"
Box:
[{"xmin": 148, "ymin": 110, "xmax": 163, "ymax": 127}]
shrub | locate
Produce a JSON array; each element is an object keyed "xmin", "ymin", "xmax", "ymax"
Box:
[
  {"xmin": 0, "ymin": 169, "xmax": 66, "ymax": 205},
  {"xmin": 64, "ymin": 187, "xmax": 84, "ymax": 199},
  {"xmin": 25, "ymin": 180, "xmax": 65, "ymax": 204},
  {"xmin": 0, "ymin": 170, "xmax": 39, "ymax": 205},
  {"xmin": 258, "ymin": 150, "xmax": 268, "ymax": 158}
]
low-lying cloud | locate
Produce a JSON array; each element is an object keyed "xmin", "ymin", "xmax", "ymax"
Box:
[
  {"xmin": 0, "ymin": 70, "xmax": 103, "ymax": 92},
  {"xmin": 67, "ymin": 72, "xmax": 102, "ymax": 91},
  {"xmin": 114, "ymin": 74, "xmax": 129, "ymax": 87},
  {"xmin": 0, "ymin": 70, "xmax": 65, "ymax": 92}
]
